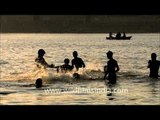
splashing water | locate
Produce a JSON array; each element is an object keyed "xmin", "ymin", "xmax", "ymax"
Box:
[{"xmin": 0, "ymin": 33, "xmax": 160, "ymax": 105}]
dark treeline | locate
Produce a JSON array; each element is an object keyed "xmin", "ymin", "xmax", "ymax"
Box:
[{"xmin": 1, "ymin": 15, "xmax": 160, "ymax": 33}]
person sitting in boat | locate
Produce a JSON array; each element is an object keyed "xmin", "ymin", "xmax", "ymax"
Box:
[
  {"xmin": 35, "ymin": 49, "xmax": 54, "ymax": 68},
  {"xmin": 56, "ymin": 58, "xmax": 73, "ymax": 73},
  {"xmin": 116, "ymin": 32, "xmax": 121, "ymax": 38},
  {"xmin": 148, "ymin": 53, "xmax": 160, "ymax": 78},
  {"xmin": 122, "ymin": 32, "xmax": 126, "ymax": 38},
  {"xmin": 109, "ymin": 32, "xmax": 113, "ymax": 38},
  {"xmin": 72, "ymin": 51, "xmax": 86, "ymax": 71}
]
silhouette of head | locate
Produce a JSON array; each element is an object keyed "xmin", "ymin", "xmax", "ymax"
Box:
[
  {"xmin": 38, "ymin": 49, "xmax": 45, "ymax": 57},
  {"xmin": 64, "ymin": 58, "xmax": 70, "ymax": 64},
  {"xmin": 73, "ymin": 73, "xmax": 80, "ymax": 79},
  {"xmin": 106, "ymin": 51, "xmax": 113, "ymax": 59},
  {"xmin": 35, "ymin": 78, "xmax": 42, "ymax": 88},
  {"xmin": 73, "ymin": 51, "xmax": 78, "ymax": 58},
  {"xmin": 151, "ymin": 53, "xmax": 157, "ymax": 60}
]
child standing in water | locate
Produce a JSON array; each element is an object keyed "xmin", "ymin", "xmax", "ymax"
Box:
[
  {"xmin": 56, "ymin": 58, "xmax": 73, "ymax": 73},
  {"xmin": 148, "ymin": 53, "xmax": 160, "ymax": 78},
  {"xmin": 104, "ymin": 51, "xmax": 120, "ymax": 84},
  {"xmin": 35, "ymin": 49, "xmax": 54, "ymax": 68},
  {"xmin": 71, "ymin": 51, "xmax": 85, "ymax": 71}
]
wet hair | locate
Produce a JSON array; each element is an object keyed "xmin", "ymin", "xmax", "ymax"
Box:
[
  {"xmin": 73, "ymin": 73, "xmax": 80, "ymax": 79},
  {"xmin": 35, "ymin": 78, "xmax": 43, "ymax": 88},
  {"xmin": 106, "ymin": 51, "xmax": 113, "ymax": 59},
  {"xmin": 106, "ymin": 51, "xmax": 113, "ymax": 56},
  {"xmin": 38, "ymin": 49, "xmax": 45, "ymax": 55},
  {"xmin": 151, "ymin": 53, "xmax": 157, "ymax": 59},
  {"xmin": 64, "ymin": 58, "xmax": 70, "ymax": 64},
  {"xmin": 73, "ymin": 51, "xmax": 78, "ymax": 56}
]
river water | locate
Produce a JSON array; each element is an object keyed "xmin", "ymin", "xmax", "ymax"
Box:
[{"xmin": 0, "ymin": 33, "xmax": 160, "ymax": 105}]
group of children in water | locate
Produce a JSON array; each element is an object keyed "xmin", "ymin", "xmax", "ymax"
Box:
[
  {"xmin": 34, "ymin": 49, "xmax": 160, "ymax": 88},
  {"xmin": 35, "ymin": 49, "xmax": 85, "ymax": 72}
]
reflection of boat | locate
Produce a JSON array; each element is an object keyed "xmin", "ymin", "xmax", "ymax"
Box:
[{"xmin": 106, "ymin": 36, "xmax": 132, "ymax": 40}]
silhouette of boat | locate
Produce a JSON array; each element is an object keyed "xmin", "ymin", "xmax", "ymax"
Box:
[{"xmin": 106, "ymin": 36, "xmax": 132, "ymax": 40}]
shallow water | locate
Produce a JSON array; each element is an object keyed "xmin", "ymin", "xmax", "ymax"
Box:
[{"xmin": 0, "ymin": 33, "xmax": 160, "ymax": 105}]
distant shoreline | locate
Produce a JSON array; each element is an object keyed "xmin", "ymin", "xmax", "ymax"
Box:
[{"xmin": 1, "ymin": 15, "xmax": 160, "ymax": 33}]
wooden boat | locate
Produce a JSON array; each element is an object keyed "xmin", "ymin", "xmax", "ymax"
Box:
[{"xmin": 106, "ymin": 36, "xmax": 132, "ymax": 40}]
